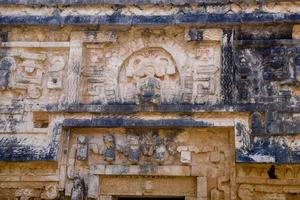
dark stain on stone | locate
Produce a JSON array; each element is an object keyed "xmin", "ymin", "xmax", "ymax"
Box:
[
  {"xmin": 0, "ymin": 122, "xmax": 62, "ymax": 161},
  {"xmin": 0, "ymin": 31, "xmax": 8, "ymax": 42},
  {"xmin": 1, "ymin": 13, "xmax": 300, "ymax": 25},
  {"xmin": 139, "ymin": 164, "xmax": 157, "ymax": 174},
  {"xmin": 220, "ymin": 29, "xmax": 234, "ymax": 105},
  {"xmin": 267, "ymin": 165, "xmax": 277, "ymax": 179},
  {"xmin": 63, "ymin": 117, "xmax": 214, "ymax": 128}
]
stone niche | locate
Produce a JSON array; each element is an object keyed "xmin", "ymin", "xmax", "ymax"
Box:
[{"xmin": 63, "ymin": 127, "xmax": 234, "ymax": 199}]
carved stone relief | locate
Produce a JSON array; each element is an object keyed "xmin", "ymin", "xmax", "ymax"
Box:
[
  {"xmin": 65, "ymin": 127, "xmax": 232, "ymax": 199},
  {"xmin": 81, "ymin": 48, "xmax": 106, "ymax": 99},
  {"xmin": 189, "ymin": 45, "xmax": 220, "ymax": 104},
  {"xmin": 47, "ymin": 54, "xmax": 66, "ymax": 90},
  {"xmin": 101, "ymin": 134, "xmax": 116, "ymax": 162},
  {"xmin": 234, "ymin": 46, "xmax": 300, "ymax": 104},
  {"xmin": 118, "ymin": 47, "xmax": 180, "ymax": 104},
  {"xmin": 0, "ymin": 57, "xmax": 15, "ymax": 90},
  {"xmin": 76, "ymin": 135, "xmax": 88, "ymax": 161},
  {"xmin": 9, "ymin": 59, "xmax": 44, "ymax": 99},
  {"xmin": 78, "ymin": 131, "xmax": 176, "ymax": 165},
  {"xmin": 237, "ymin": 164, "xmax": 300, "ymax": 200},
  {"xmin": 71, "ymin": 175, "xmax": 86, "ymax": 200}
]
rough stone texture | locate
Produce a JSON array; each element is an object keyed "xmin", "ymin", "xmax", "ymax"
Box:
[
  {"xmin": 1, "ymin": 1, "xmax": 300, "ymax": 199},
  {"xmin": 0, "ymin": 0, "xmax": 291, "ymax": 5}
]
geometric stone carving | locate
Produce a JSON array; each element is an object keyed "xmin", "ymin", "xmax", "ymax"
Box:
[
  {"xmin": 10, "ymin": 59, "xmax": 44, "ymax": 99},
  {"xmin": 182, "ymin": 76, "xmax": 193, "ymax": 103},
  {"xmin": 82, "ymin": 48, "xmax": 105, "ymax": 97},
  {"xmin": 193, "ymin": 65, "xmax": 219, "ymax": 104},
  {"xmin": 47, "ymin": 55, "xmax": 66, "ymax": 90}
]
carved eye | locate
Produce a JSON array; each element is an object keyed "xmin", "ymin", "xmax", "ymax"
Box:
[
  {"xmin": 134, "ymin": 59, "xmax": 141, "ymax": 65},
  {"xmin": 52, "ymin": 78, "xmax": 58, "ymax": 84}
]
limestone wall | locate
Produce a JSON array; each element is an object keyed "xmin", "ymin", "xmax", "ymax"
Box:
[{"xmin": 1, "ymin": 1, "xmax": 300, "ymax": 199}]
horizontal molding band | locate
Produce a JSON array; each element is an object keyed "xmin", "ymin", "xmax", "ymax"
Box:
[
  {"xmin": 0, "ymin": 0, "xmax": 286, "ymax": 5},
  {"xmin": 62, "ymin": 118, "xmax": 217, "ymax": 127},
  {"xmin": 0, "ymin": 41, "xmax": 70, "ymax": 48},
  {"xmin": 90, "ymin": 164, "xmax": 191, "ymax": 176},
  {"xmin": 43, "ymin": 103, "xmax": 299, "ymax": 113},
  {"xmin": 1, "ymin": 13, "xmax": 300, "ymax": 25}
]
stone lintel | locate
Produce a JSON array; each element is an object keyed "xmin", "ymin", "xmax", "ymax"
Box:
[
  {"xmin": 90, "ymin": 164, "xmax": 191, "ymax": 176},
  {"xmin": 62, "ymin": 118, "xmax": 216, "ymax": 128},
  {"xmin": 1, "ymin": 13, "xmax": 300, "ymax": 26},
  {"xmin": 45, "ymin": 103, "xmax": 300, "ymax": 113}
]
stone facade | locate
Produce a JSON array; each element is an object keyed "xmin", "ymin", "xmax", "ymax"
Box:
[{"xmin": 1, "ymin": 1, "xmax": 300, "ymax": 199}]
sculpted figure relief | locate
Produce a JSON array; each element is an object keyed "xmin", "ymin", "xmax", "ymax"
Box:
[
  {"xmin": 76, "ymin": 135, "xmax": 88, "ymax": 161},
  {"xmin": 141, "ymin": 133, "xmax": 155, "ymax": 156},
  {"xmin": 101, "ymin": 134, "xmax": 116, "ymax": 162},
  {"xmin": 71, "ymin": 175, "xmax": 85, "ymax": 200},
  {"xmin": 118, "ymin": 47, "xmax": 180, "ymax": 104},
  {"xmin": 117, "ymin": 132, "xmax": 177, "ymax": 164},
  {"xmin": 125, "ymin": 135, "xmax": 141, "ymax": 164},
  {"xmin": 137, "ymin": 65, "xmax": 161, "ymax": 104},
  {"xmin": 154, "ymin": 136, "xmax": 167, "ymax": 163}
]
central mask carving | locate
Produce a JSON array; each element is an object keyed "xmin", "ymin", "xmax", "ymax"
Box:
[{"xmin": 118, "ymin": 47, "xmax": 180, "ymax": 104}]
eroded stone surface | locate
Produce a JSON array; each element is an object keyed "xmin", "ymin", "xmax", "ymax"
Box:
[{"xmin": 1, "ymin": 1, "xmax": 300, "ymax": 199}]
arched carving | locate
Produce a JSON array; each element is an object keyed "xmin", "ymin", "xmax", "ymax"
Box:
[{"xmin": 118, "ymin": 47, "xmax": 180, "ymax": 104}]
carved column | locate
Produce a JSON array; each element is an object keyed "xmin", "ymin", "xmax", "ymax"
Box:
[
  {"xmin": 87, "ymin": 174, "xmax": 99, "ymax": 198},
  {"xmin": 220, "ymin": 29, "xmax": 234, "ymax": 105},
  {"xmin": 66, "ymin": 32, "xmax": 83, "ymax": 104},
  {"xmin": 197, "ymin": 177, "xmax": 207, "ymax": 200}
]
